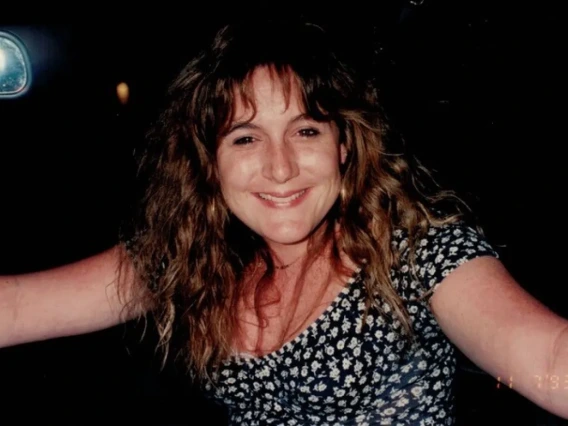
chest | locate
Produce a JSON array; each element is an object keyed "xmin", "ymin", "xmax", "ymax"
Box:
[
  {"xmin": 206, "ymin": 284, "xmax": 456, "ymax": 424},
  {"xmin": 235, "ymin": 274, "xmax": 347, "ymax": 356}
]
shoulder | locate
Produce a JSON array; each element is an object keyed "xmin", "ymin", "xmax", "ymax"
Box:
[
  {"xmin": 392, "ymin": 221, "xmax": 499, "ymax": 299},
  {"xmin": 416, "ymin": 222, "xmax": 497, "ymax": 265}
]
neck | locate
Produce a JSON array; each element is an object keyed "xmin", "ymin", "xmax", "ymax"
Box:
[
  {"xmin": 269, "ymin": 241, "xmax": 308, "ymax": 269},
  {"xmin": 267, "ymin": 220, "xmax": 332, "ymax": 268}
]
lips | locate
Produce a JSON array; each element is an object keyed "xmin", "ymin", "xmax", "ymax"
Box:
[
  {"xmin": 254, "ymin": 188, "xmax": 310, "ymax": 207},
  {"xmin": 257, "ymin": 189, "xmax": 306, "ymax": 202}
]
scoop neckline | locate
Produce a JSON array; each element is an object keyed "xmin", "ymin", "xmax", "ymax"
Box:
[{"xmin": 225, "ymin": 266, "xmax": 362, "ymax": 365}]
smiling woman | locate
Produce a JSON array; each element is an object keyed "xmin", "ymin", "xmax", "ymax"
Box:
[
  {"xmin": 0, "ymin": 12, "xmax": 567, "ymax": 426},
  {"xmin": 217, "ymin": 67, "xmax": 346, "ymax": 258}
]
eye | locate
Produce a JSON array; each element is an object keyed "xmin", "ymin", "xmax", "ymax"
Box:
[
  {"xmin": 233, "ymin": 136, "xmax": 255, "ymax": 145},
  {"xmin": 298, "ymin": 128, "xmax": 321, "ymax": 138}
]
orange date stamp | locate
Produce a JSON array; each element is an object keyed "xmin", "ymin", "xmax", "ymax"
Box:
[{"xmin": 495, "ymin": 375, "xmax": 568, "ymax": 390}]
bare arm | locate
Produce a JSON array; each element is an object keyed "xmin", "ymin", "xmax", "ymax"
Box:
[
  {"xmin": 0, "ymin": 245, "xmax": 145, "ymax": 348},
  {"xmin": 430, "ymin": 256, "xmax": 568, "ymax": 419}
]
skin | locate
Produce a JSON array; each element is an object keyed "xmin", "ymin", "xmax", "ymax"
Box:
[
  {"xmin": 216, "ymin": 67, "xmax": 347, "ymax": 267},
  {"xmin": 1, "ymin": 62, "xmax": 566, "ymax": 420},
  {"xmin": 216, "ymin": 70, "xmax": 568, "ymax": 418},
  {"xmin": 216, "ymin": 67, "xmax": 352, "ymax": 353}
]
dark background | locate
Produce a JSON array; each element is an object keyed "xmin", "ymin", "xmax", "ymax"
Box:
[{"xmin": 1, "ymin": 1, "xmax": 567, "ymax": 424}]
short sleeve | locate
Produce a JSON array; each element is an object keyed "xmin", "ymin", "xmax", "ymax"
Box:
[{"xmin": 413, "ymin": 222, "xmax": 499, "ymax": 300}]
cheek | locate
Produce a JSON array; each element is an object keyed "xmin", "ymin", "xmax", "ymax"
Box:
[
  {"xmin": 317, "ymin": 151, "xmax": 342, "ymax": 178},
  {"xmin": 303, "ymin": 145, "xmax": 341, "ymax": 170},
  {"xmin": 217, "ymin": 159, "xmax": 250, "ymax": 198},
  {"xmin": 216, "ymin": 161, "xmax": 235, "ymax": 201},
  {"xmin": 217, "ymin": 153, "xmax": 238, "ymax": 182}
]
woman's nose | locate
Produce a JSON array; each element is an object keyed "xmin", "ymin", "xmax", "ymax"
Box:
[{"xmin": 262, "ymin": 140, "xmax": 299, "ymax": 183}]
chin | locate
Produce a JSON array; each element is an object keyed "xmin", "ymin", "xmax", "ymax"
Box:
[{"xmin": 260, "ymin": 226, "xmax": 314, "ymax": 246}]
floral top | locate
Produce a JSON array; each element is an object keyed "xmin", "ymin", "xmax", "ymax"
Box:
[{"xmin": 203, "ymin": 223, "xmax": 498, "ymax": 425}]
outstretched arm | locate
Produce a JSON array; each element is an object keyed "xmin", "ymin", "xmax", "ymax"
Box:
[
  {"xmin": 430, "ymin": 256, "xmax": 568, "ymax": 419},
  {"xmin": 0, "ymin": 245, "xmax": 145, "ymax": 348}
]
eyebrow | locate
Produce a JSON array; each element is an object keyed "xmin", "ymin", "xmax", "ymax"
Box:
[{"xmin": 224, "ymin": 113, "xmax": 313, "ymax": 136}]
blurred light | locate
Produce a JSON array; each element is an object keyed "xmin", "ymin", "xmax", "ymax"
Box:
[
  {"xmin": 0, "ymin": 31, "xmax": 31, "ymax": 97},
  {"xmin": 116, "ymin": 81, "xmax": 129, "ymax": 105},
  {"xmin": 0, "ymin": 49, "xmax": 5, "ymax": 73}
]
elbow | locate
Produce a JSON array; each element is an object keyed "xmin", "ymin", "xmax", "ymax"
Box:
[{"xmin": 543, "ymin": 323, "xmax": 568, "ymax": 419}]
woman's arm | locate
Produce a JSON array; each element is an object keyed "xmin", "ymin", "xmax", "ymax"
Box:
[
  {"xmin": 430, "ymin": 256, "xmax": 568, "ymax": 419},
  {"xmin": 0, "ymin": 245, "xmax": 145, "ymax": 348}
]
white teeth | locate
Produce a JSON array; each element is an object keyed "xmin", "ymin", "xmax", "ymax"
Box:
[{"xmin": 258, "ymin": 190, "xmax": 305, "ymax": 203}]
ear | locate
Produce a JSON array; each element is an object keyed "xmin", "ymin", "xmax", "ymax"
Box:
[{"xmin": 340, "ymin": 144, "xmax": 348, "ymax": 165}]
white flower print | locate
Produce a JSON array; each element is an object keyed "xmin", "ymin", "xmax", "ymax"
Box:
[
  {"xmin": 204, "ymin": 223, "xmax": 497, "ymax": 426},
  {"xmin": 410, "ymin": 386, "xmax": 423, "ymax": 397},
  {"xmin": 344, "ymin": 374, "xmax": 356, "ymax": 386},
  {"xmin": 334, "ymin": 388, "xmax": 346, "ymax": 398},
  {"xmin": 330, "ymin": 367, "xmax": 341, "ymax": 380}
]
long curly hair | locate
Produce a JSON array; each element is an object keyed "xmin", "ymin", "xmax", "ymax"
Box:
[{"xmin": 118, "ymin": 19, "xmax": 466, "ymax": 380}]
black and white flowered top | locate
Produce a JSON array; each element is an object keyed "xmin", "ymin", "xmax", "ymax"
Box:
[{"xmin": 203, "ymin": 223, "xmax": 498, "ymax": 425}]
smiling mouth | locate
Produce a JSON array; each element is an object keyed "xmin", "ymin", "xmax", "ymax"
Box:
[{"xmin": 257, "ymin": 189, "xmax": 306, "ymax": 202}]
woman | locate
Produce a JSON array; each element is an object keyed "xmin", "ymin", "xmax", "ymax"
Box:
[{"xmin": 1, "ymin": 19, "xmax": 567, "ymax": 425}]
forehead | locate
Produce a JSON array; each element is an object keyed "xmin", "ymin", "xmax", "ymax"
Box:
[{"xmin": 231, "ymin": 67, "xmax": 304, "ymax": 119}]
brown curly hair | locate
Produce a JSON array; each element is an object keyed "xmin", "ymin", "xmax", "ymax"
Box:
[{"xmin": 118, "ymin": 19, "xmax": 466, "ymax": 380}]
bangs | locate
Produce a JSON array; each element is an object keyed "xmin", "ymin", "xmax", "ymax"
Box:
[
  {"xmin": 194, "ymin": 21, "xmax": 355, "ymax": 148},
  {"xmin": 214, "ymin": 64, "xmax": 339, "ymax": 142}
]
